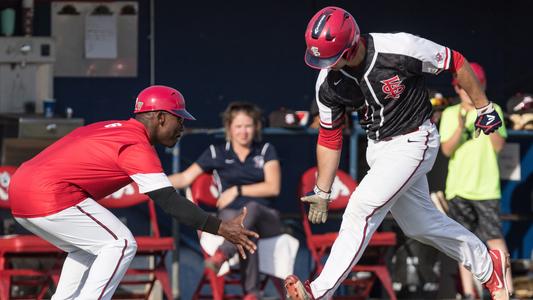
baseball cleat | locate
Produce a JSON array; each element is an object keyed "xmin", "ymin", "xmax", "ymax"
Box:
[
  {"xmin": 284, "ymin": 275, "xmax": 314, "ymax": 300},
  {"xmin": 483, "ymin": 249, "xmax": 511, "ymax": 300}
]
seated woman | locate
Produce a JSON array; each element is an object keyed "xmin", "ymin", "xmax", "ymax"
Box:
[{"xmin": 168, "ymin": 102, "xmax": 283, "ymax": 300}]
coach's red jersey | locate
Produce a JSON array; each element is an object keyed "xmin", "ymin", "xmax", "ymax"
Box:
[{"xmin": 9, "ymin": 119, "xmax": 172, "ymax": 218}]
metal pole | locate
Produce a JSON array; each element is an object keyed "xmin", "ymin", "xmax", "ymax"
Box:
[
  {"xmin": 171, "ymin": 141, "xmax": 180, "ymax": 299},
  {"xmin": 350, "ymin": 112, "xmax": 359, "ymax": 180},
  {"xmin": 148, "ymin": 1, "xmax": 169, "ymax": 299},
  {"xmin": 149, "ymin": 0, "xmax": 155, "ymax": 86},
  {"xmin": 149, "ymin": 1, "xmax": 180, "ymax": 298}
]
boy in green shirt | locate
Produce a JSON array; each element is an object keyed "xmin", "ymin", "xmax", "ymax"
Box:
[{"xmin": 440, "ymin": 63, "xmax": 512, "ymax": 299}]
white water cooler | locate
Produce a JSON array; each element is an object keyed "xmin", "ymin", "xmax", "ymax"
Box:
[{"xmin": 0, "ymin": 37, "xmax": 55, "ymax": 114}]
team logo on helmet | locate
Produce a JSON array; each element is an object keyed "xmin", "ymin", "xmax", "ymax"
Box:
[
  {"xmin": 135, "ymin": 98, "xmax": 144, "ymax": 111},
  {"xmin": 380, "ymin": 75, "xmax": 405, "ymax": 100},
  {"xmin": 310, "ymin": 46, "xmax": 321, "ymax": 57}
]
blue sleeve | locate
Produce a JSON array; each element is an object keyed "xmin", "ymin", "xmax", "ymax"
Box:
[
  {"xmin": 195, "ymin": 145, "xmax": 218, "ymax": 172},
  {"xmin": 263, "ymin": 143, "xmax": 278, "ymax": 163}
]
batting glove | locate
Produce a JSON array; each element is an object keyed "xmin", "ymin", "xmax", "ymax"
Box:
[
  {"xmin": 474, "ymin": 102, "xmax": 502, "ymax": 137},
  {"xmin": 301, "ymin": 185, "xmax": 331, "ymax": 224}
]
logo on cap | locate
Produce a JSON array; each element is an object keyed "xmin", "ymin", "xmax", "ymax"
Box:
[
  {"xmin": 135, "ymin": 99, "xmax": 144, "ymax": 111},
  {"xmin": 311, "ymin": 46, "xmax": 321, "ymax": 57}
]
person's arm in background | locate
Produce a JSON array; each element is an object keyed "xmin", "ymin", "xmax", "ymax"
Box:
[
  {"xmin": 489, "ymin": 132, "xmax": 505, "ymax": 153},
  {"xmin": 489, "ymin": 105, "xmax": 507, "ymax": 153},
  {"xmin": 168, "ymin": 163, "xmax": 204, "ymax": 189},
  {"xmin": 441, "ymin": 110, "xmax": 465, "ymax": 157},
  {"xmin": 238, "ymin": 160, "xmax": 281, "ymax": 197},
  {"xmin": 169, "ymin": 145, "xmax": 217, "ymax": 189}
]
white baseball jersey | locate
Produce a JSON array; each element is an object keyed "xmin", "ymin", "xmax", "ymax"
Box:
[{"xmin": 315, "ymin": 33, "xmax": 451, "ymax": 140}]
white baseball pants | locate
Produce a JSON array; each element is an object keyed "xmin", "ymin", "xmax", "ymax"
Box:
[
  {"xmin": 15, "ymin": 198, "xmax": 138, "ymax": 300},
  {"xmin": 310, "ymin": 120, "xmax": 493, "ymax": 299}
]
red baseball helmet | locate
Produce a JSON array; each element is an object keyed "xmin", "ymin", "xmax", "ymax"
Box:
[
  {"xmin": 133, "ymin": 85, "xmax": 196, "ymax": 120},
  {"xmin": 304, "ymin": 6, "xmax": 360, "ymax": 69}
]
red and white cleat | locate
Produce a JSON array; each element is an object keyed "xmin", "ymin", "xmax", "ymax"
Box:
[
  {"xmin": 483, "ymin": 249, "xmax": 511, "ymax": 300},
  {"xmin": 284, "ymin": 275, "xmax": 314, "ymax": 300}
]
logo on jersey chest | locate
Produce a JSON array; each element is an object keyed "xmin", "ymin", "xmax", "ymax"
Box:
[
  {"xmin": 253, "ymin": 156, "xmax": 264, "ymax": 168},
  {"xmin": 380, "ymin": 75, "xmax": 405, "ymax": 100}
]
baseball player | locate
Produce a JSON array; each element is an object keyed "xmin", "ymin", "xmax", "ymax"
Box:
[
  {"xmin": 8, "ymin": 85, "xmax": 258, "ymax": 300},
  {"xmin": 284, "ymin": 7, "xmax": 511, "ymax": 300}
]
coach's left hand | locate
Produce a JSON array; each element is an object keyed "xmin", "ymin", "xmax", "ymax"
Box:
[{"xmin": 218, "ymin": 207, "xmax": 259, "ymax": 259}]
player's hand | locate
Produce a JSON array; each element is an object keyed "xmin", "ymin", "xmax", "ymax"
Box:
[
  {"xmin": 301, "ymin": 187, "xmax": 330, "ymax": 224},
  {"xmin": 474, "ymin": 102, "xmax": 502, "ymax": 138},
  {"xmin": 217, "ymin": 207, "xmax": 259, "ymax": 259}
]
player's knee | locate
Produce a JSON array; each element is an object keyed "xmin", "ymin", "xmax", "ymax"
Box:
[
  {"xmin": 115, "ymin": 238, "xmax": 137, "ymax": 267},
  {"xmin": 104, "ymin": 237, "xmax": 137, "ymax": 258},
  {"xmin": 122, "ymin": 237, "xmax": 138, "ymax": 261},
  {"xmin": 127, "ymin": 238, "xmax": 138, "ymax": 255}
]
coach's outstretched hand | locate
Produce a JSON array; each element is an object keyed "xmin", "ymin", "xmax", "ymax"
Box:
[{"xmin": 218, "ymin": 207, "xmax": 259, "ymax": 259}]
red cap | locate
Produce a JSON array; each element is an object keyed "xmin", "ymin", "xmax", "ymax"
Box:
[
  {"xmin": 134, "ymin": 85, "xmax": 196, "ymax": 120},
  {"xmin": 452, "ymin": 62, "xmax": 486, "ymax": 87}
]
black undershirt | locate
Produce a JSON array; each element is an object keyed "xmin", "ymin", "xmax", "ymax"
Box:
[{"xmin": 146, "ymin": 186, "xmax": 221, "ymax": 235}]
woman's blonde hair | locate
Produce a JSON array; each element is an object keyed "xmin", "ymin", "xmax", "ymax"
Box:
[{"xmin": 222, "ymin": 101, "xmax": 262, "ymax": 142}]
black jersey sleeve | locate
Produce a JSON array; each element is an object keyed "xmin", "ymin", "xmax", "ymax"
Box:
[{"xmin": 147, "ymin": 186, "xmax": 221, "ymax": 234}]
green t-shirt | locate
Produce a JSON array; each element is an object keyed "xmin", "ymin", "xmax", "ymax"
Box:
[{"xmin": 439, "ymin": 103, "xmax": 507, "ymax": 200}]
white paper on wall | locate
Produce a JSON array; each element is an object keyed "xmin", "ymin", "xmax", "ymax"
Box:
[
  {"xmin": 52, "ymin": 2, "xmax": 138, "ymax": 77},
  {"xmin": 85, "ymin": 15, "xmax": 117, "ymax": 59}
]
